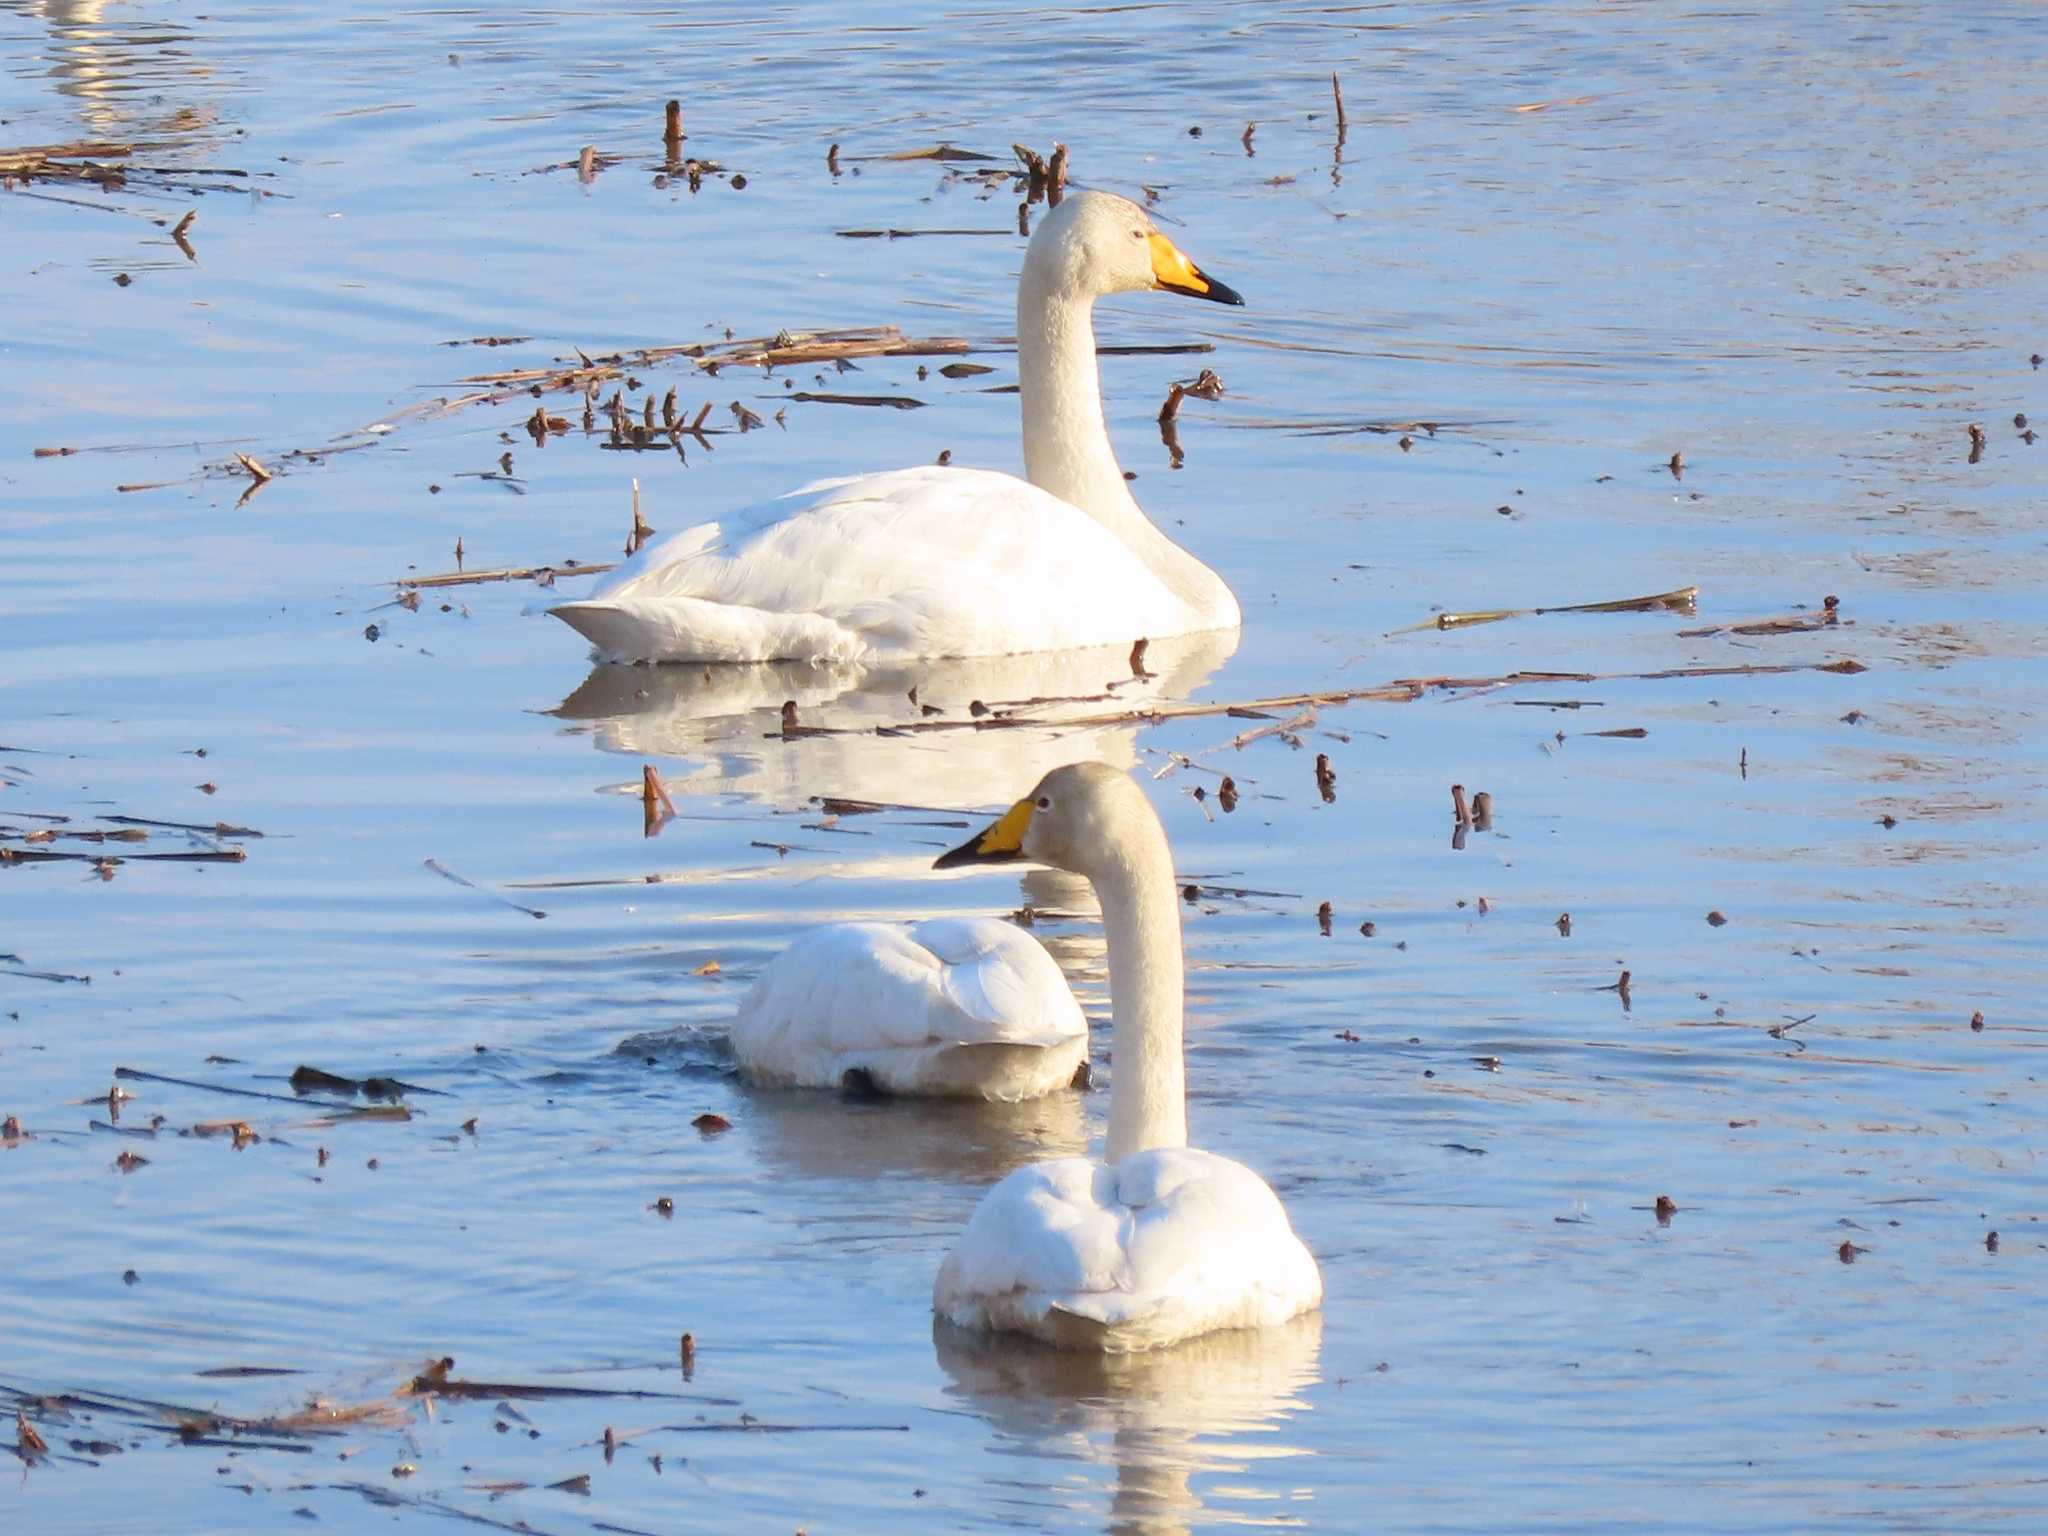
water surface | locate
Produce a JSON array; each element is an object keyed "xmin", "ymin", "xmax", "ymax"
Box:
[{"xmin": 3, "ymin": 3, "xmax": 2045, "ymax": 1532}]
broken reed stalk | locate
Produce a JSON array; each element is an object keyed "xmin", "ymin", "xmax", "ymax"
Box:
[
  {"xmin": 758, "ymin": 658, "xmax": 1869, "ymax": 742},
  {"xmin": 0, "ymin": 140, "xmax": 135, "ymax": 177},
  {"xmin": 1677, "ymin": 596, "xmax": 1842, "ymax": 639},
  {"xmin": 1046, "ymin": 142, "xmax": 1068, "ymax": 207},
  {"xmin": 627, "ymin": 477, "xmax": 653, "ymax": 555},
  {"xmin": 642, "ymin": 764, "xmax": 677, "ymax": 835},
  {"xmin": 395, "ymin": 559, "xmax": 615, "ymax": 590},
  {"xmin": 458, "ymin": 325, "xmax": 970, "ymax": 389},
  {"xmin": 1395, "ymin": 584, "xmax": 1700, "ymax": 634},
  {"xmin": 1012, "ymin": 143, "xmax": 1049, "ymax": 203},
  {"xmin": 1332, "ymin": 72, "xmax": 1348, "ymax": 131}
]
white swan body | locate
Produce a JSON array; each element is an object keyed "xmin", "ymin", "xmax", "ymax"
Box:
[
  {"xmin": 931, "ymin": 762, "xmax": 1322, "ymax": 1352},
  {"xmin": 731, "ymin": 917, "xmax": 1087, "ymax": 1100},
  {"xmin": 933, "ymin": 1147, "xmax": 1321, "ymax": 1351},
  {"xmin": 552, "ymin": 190, "xmax": 1244, "ymax": 664},
  {"xmin": 553, "ymin": 467, "xmax": 1213, "ymax": 665}
]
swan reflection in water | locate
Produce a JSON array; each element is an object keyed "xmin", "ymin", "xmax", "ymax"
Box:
[
  {"xmin": 935, "ymin": 1313, "xmax": 1322, "ymax": 1536},
  {"xmin": 550, "ymin": 631, "xmax": 1237, "ymax": 809}
]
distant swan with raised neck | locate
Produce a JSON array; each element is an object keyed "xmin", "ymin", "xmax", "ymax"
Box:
[{"xmin": 551, "ymin": 191, "xmax": 1244, "ymax": 665}]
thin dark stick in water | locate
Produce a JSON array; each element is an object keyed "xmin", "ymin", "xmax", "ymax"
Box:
[
  {"xmin": 423, "ymin": 858, "xmax": 546, "ymax": 919},
  {"xmin": 395, "ymin": 559, "xmax": 615, "ymax": 590},
  {"xmin": 0, "ymin": 963, "xmax": 91, "ymax": 984},
  {"xmin": 756, "ymin": 658, "xmax": 1868, "ymax": 741},
  {"xmin": 114, "ymin": 1066, "xmax": 354, "ymax": 1110},
  {"xmin": 101, "ymin": 814, "xmax": 263, "ymax": 837},
  {"xmin": 834, "ymin": 227, "xmax": 1011, "ymax": 240},
  {"xmin": 646, "ymin": 1420, "xmax": 910, "ymax": 1435},
  {"xmin": 788, "ymin": 391, "xmax": 926, "ymax": 409},
  {"xmin": 324, "ymin": 1483, "xmax": 563, "ymax": 1533},
  {"xmin": 403, "ymin": 1367, "xmax": 736, "ymax": 1405},
  {"xmin": 1332, "ymin": 72, "xmax": 1348, "ymax": 131},
  {"xmin": 0, "ymin": 847, "xmax": 245, "ymax": 864}
]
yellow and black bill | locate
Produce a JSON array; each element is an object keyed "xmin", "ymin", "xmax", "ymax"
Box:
[
  {"xmin": 934, "ymin": 796, "xmax": 1034, "ymax": 869},
  {"xmin": 1148, "ymin": 232, "xmax": 1245, "ymax": 306}
]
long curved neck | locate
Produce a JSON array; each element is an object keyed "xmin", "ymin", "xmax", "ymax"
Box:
[
  {"xmin": 1017, "ymin": 272, "xmax": 1239, "ymax": 630},
  {"xmin": 1093, "ymin": 810, "xmax": 1188, "ymax": 1163}
]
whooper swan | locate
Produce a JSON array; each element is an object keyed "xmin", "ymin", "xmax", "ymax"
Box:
[
  {"xmin": 551, "ymin": 191, "xmax": 1243, "ymax": 665},
  {"xmin": 931, "ymin": 762, "xmax": 1321, "ymax": 1352},
  {"xmin": 730, "ymin": 918, "xmax": 1087, "ymax": 1100}
]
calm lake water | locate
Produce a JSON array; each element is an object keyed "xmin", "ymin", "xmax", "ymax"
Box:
[{"xmin": 4, "ymin": 2, "xmax": 2045, "ymax": 1531}]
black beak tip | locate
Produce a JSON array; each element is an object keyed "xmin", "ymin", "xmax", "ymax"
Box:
[
  {"xmin": 935, "ymin": 839, "xmax": 1007, "ymax": 870},
  {"xmin": 1205, "ymin": 277, "xmax": 1246, "ymax": 307}
]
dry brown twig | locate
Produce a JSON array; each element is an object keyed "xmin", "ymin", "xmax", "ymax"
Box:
[{"xmin": 1390, "ymin": 585, "xmax": 1700, "ymax": 635}]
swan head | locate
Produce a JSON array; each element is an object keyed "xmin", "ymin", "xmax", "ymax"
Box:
[
  {"xmin": 936, "ymin": 761, "xmax": 1159, "ymax": 880},
  {"xmin": 1025, "ymin": 189, "xmax": 1243, "ymax": 307}
]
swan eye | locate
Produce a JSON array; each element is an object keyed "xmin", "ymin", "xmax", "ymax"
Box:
[{"xmin": 1035, "ymin": 796, "xmax": 1052, "ymax": 811}]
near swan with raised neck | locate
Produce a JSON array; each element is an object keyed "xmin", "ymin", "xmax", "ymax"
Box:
[{"xmin": 931, "ymin": 762, "xmax": 1322, "ymax": 1352}]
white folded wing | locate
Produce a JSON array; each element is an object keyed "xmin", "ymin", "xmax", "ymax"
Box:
[
  {"xmin": 731, "ymin": 916, "xmax": 1088, "ymax": 1100},
  {"xmin": 551, "ymin": 466, "xmax": 1207, "ymax": 665}
]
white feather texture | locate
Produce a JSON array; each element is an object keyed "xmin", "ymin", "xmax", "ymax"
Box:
[
  {"xmin": 933, "ymin": 763, "xmax": 1321, "ymax": 1352},
  {"xmin": 731, "ymin": 917, "xmax": 1087, "ymax": 1100},
  {"xmin": 552, "ymin": 468, "xmax": 1210, "ymax": 664},
  {"xmin": 551, "ymin": 190, "xmax": 1242, "ymax": 664},
  {"xmin": 933, "ymin": 1147, "xmax": 1323, "ymax": 1352}
]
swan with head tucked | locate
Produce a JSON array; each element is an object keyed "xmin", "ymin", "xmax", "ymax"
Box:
[
  {"xmin": 730, "ymin": 916, "xmax": 1087, "ymax": 1100},
  {"xmin": 930, "ymin": 762, "xmax": 1322, "ymax": 1352},
  {"xmin": 550, "ymin": 191, "xmax": 1244, "ymax": 664}
]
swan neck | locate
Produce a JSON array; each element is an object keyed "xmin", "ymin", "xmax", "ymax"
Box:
[
  {"xmin": 1018, "ymin": 281, "xmax": 1123, "ymax": 519},
  {"xmin": 1094, "ymin": 813, "xmax": 1188, "ymax": 1163},
  {"xmin": 1016, "ymin": 275, "xmax": 1239, "ymax": 631}
]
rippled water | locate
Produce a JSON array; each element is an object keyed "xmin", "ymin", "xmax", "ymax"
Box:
[{"xmin": 4, "ymin": 3, "xmax": 2045, "ymax": 1532}]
